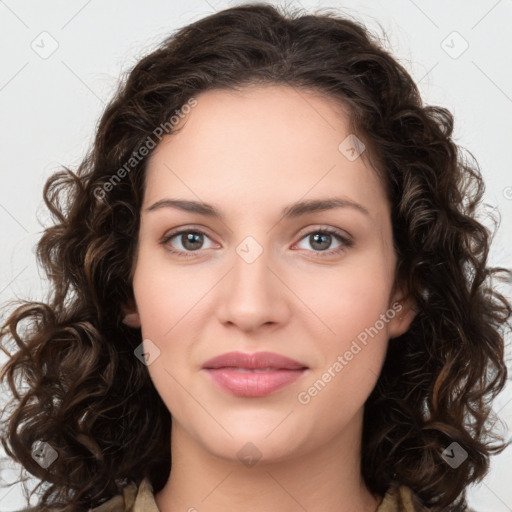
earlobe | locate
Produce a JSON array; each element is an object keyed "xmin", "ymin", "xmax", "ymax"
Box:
[
  {"xmin": 122, "ymin": 311, "xmax": 141, "ymax": 328},
  {"xmin": 121, "ymin": 299, "xmax": 141, "ymax": 328},
  {"xmin": 388, "ymin": 295, "xmax": 417, "ymax": 339}
]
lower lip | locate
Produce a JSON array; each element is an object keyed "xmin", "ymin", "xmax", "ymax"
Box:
[{"xmin": 204, "ymin": 368, "xmax": 307, "ymax": 397}]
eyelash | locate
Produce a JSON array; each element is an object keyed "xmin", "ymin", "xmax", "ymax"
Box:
[{"xmin": 160, "ymin": 226, "xmax": 353, "ymax": 259}]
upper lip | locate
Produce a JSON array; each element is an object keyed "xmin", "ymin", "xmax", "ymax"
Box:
[{"xmin": 202, "ymin": 351, "xmax": 308, "ymax": 370}]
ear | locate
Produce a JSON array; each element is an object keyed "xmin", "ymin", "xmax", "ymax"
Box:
[
  {"xmin": 387, "ymin": 288, "xmax": 417, "ymax": 339},
  {"xmin": 121, "ymin": 298, "xmax": 141, "ymax": 328}
]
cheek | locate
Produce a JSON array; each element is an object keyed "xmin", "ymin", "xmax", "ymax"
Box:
[
  {"xmin": 297, "ymin": 300, "xmax": 391, "ymax": 431},
  {"xmin": 130, "ymin": 249, "xmax": 210, "ymax": 399},
  {"xmin": 296, "ymin": 252, "xmax": 394, "ymax": 392},
  {"xmin": 295, "ymin": 252, "xmax": 395, "ymax": 337},
  {"xmin": 131, "ymin": 247, "xmax": 210, "ymax": 338}
]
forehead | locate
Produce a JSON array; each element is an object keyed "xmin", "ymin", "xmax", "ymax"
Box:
[{"xmin": 143, "ymin": 85, "xmax": 388, "ymax": 220}]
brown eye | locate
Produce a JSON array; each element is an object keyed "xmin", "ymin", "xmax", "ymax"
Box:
[
  {"xmin": 294, "ymin": 228, "xmax": 353, "ymax": 257},
  {"xmin": 178, "ymin": 232, "xmax": 204, "ymax": 251},
  {"xmin": 161, "ymin": 229, "xmax": 216, "ymax": 257}
]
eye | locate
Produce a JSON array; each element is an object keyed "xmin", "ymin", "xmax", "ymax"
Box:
[
  {"xmin": 161, "ymin": 226, "xmax": 353, "ymax": 259},
  {"xmin": 161, "ymin": 229, "xmax": 217, "ymax": 258},
  {"xmin": 293, "ymin": 228, "xmax": 353, "ymax": 257}
]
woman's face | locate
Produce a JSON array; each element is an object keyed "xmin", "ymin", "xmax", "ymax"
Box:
[{"xmin": 124, "ymin": 85, "xmax": 414, "ymax": 464}]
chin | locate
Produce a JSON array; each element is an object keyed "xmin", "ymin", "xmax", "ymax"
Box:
[
  {"xmin": 194, "ymin": 422, "xmax": 307, "ymax": 463},
  {"xmin": 206, "ymin": 437, "xmax": 303, "ymax": 467}
]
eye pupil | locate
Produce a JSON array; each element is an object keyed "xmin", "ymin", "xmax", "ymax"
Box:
[
  {"xmin": 310, "ymin": 233, "xmax": 331, "ymax": 251},
  {"xmin": 182, "ymin": 232, "xmax": 203, "ymax": 251}
]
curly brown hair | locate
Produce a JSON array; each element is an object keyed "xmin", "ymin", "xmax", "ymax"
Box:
[{"xmin": 1, "ymin": 3, "xmax": 511, "ymax": 511}]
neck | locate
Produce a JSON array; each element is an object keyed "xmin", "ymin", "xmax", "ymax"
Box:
[{"xmin": 154, "ymin": 408, "xmax": 382, "ymax": 512}]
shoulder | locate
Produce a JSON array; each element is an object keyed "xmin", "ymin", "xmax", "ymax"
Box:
[
  {"xmin": 377, "ymin": 484, "xmax": 478, "ymax": 512},
  {"xmin": 14, "ymin": 477, "xmax": 157, "ymax": 512},
  {"xmin": 377, "ymin": 484, "xmax": 426, "ymax": 512},
  {"xmin": 16, "ymin": 480, "xmax": 478, "ymax": 512},
  {"xmin": 88, "ymin": 477, "xmax": 158, "ymax": 512}
]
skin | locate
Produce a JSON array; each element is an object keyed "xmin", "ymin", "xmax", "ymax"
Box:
[{"xmin": 123, "ymin": 84, "xmax": 416, "ymax": 512}]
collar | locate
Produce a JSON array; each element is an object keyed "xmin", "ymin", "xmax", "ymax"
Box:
[{"xmin": 89, "ymin": 477, "xmax": 424, "ymax": 512}]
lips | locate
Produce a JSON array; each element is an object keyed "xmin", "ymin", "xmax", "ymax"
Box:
[
  {"xmin": 202, "ymin": 351, "xmax": 308, "ymax": 371},
  {"xmin": 202, "ymin": 351, "xmax": 308, "ymax": 397}
]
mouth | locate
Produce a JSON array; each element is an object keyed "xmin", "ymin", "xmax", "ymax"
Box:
[
  {"xmin": 202, "ymin": 351, "xmax": 309, "ymax": 397},
  {"xmin": 213, "ymin": 367, "xmax": 295, "ymax": 372},
  {"xmin": 204, "ymin": 367, "xmax": 308, "ymax": 397}
]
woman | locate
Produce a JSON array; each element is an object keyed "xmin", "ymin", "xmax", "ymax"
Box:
[{"xmin": 1, "ymin": 4, "xmax": 510, "ymax": 511}]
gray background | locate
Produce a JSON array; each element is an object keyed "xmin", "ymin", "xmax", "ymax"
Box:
[{"xmin": 1, "ymin": 0, "xmax": 511, "ymax": 510}]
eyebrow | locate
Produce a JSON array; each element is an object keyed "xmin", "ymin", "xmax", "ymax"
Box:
[{"xmin": 145, "ymin": 197, "xmax": 370, "ymax": 220}]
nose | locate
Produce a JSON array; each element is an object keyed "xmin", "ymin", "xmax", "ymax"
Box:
[{"xmin": 215, "ymin": 241, "xmax": 290, "ymax": 333}]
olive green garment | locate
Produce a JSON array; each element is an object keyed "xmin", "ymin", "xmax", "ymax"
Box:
[{"xmin": 86, "ymin": 477, "xmax": 428, "ymax": 512}]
